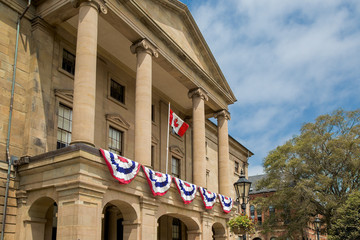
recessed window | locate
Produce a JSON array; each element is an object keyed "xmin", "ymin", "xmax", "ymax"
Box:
[
  {"xmin": 151, "ymin": 145, "xmax": 155, "ymax": 169},
  {"xmin": 57, "ymin": 104, "xmax": 72, "ymax": 149},
  {"xmin": 235, "ymin": 161, "xmax": 239, "ymax": 173},
  {"xmin": 172, "ymin": 218, "xmax": 181, "ymax": 240},
  {"xmin": 108, "ymin": 127, "xmax": 123, "ymax": 155},
  {"xmin": 151, "ymin": 104, "xmax": 155, "ymax": 122},
  {"xmin": 171, "ymin": 156, "xmax": 180, "ymax": 178},
  {"xmin": 62, "ymin": 49, "xmax": 76, "ymax": 75},
  {"xmin": 110, "ymin": 79, "xmax": 125, "ymax": 104}
]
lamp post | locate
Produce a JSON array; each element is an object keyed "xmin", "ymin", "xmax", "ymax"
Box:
[
  {"xmin": 314, "ymin": 216, "xmax": 321, "ymax": 240},
  {"xmin": 234, "ymin": 170, "xmax": 252, "ymax": 240},
  {"xmin": 234, "ymin": 170, "xmax": 252, "ymax": 213}
]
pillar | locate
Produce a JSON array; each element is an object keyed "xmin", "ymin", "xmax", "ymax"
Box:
[
  {"xmin": 188, "ymin": 88, "xmax": 208, "ymax": 187},
  {"xmin": 214, "ymin": 110, "xmax": 231, "ymax": 196},
  {"xmin": 130, "ymin": 39, "xmax": 158, "ymax": 167},
  {"xmin": 108, "ymin": 206, "xmax": 118, "ymax": 240},
  {"xmin": 56, "ymin": 183, "xmax": 104, "ymax": 240},
  {"xmin": 139, "ymin": 197, "xmax": 158, "ymax": 240},
  {"xmin": 201, "ymin": 213, "xmax": 214, "ymax": 240},
  {"xmin": 70, "ymin": 0, "xmax": 107, "ymax": 146}
]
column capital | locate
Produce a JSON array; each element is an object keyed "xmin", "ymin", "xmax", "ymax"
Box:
[
  {"xmin": 188, "ymin": 87, "xmax": 208, "ymax": 101},
  {"xmin": 214, "ymin": 109, "xmax": 231, "ymax": 121},
  {"xmin": 130, "ymin": 39, "xmax": 159, "ymax": 57},
  {"xmin": 71, "ymin": 0, "xmax": 108, "ymax": 14}
]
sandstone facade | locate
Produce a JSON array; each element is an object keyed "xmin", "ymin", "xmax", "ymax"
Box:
[{"xmin": 0, "ymin": 0, "xmax": 253, "ymax": 239}]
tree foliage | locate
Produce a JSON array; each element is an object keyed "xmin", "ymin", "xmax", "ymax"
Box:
[
  {"xmin": 256, "ymin": 109, "xmax": 360, "ymax": 237},
  {"xmin": 328, "ymin": 191, "xmax": 360, "ymax": 240}
]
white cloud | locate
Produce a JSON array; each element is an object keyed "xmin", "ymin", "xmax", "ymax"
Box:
[{"xmin": 190, "ymin": 0, "xmax": 360, "ymax": 168}]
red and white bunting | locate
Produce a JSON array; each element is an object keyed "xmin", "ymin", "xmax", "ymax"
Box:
[
  {"xmin": 199, "ymin": 187, "xmax": 217, "ymax": 209},
  {"xmin": 142, "ymin": 166, "xmax": 172, "ymax": 196},
  {"xmin": 100, "ymin": 149, "xmax": 140, "ymax": 184},
  {"xmin": 218, "ymin": 194, "xmax": 233, "ymax": 213},
  {"xmin": 173, "ymin": 177, "xmax": 197, "ymax": 204}
]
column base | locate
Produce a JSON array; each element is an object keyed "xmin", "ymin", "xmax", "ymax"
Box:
[{"xmin": 70, "ymin": 140, "xmax": 95, "ymax": 147}]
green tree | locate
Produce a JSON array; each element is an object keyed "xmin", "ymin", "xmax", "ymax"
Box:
[
  {"xmin": 256, "ymin": 109, "xmax": 360, "ymax": 237},
  {"xmin": 328, "ymin": 191, "xmax": 360, "ymax": 240}
]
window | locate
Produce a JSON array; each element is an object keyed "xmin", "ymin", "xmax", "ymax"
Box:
[
  {"xmin": 151, "ymin": 145, "xmax": 155, "ymax": 169},
  {"xmin": 151, "ymin": 104, "xmax": 155, "ymax": 122},
  {"xmin": 257, "ymin": 207, "xmax": 262, "ymax": 225},
  {"xmin": 250, "ymin": 205, "xmax": 255, "ymax": 220},
  {"xmin": 172, "ymin": 218, "xmax": 181, "ymax": 240},
  {"xmin": 57, "ymin": 104, "xmax": 72, "ymax": 149},
  {"xmin": 62, "ymin": 49, "xmax": 75, "ymax": 75},
  {"xmin": 269, "ymin": 205, "xmax": 275, "ymax": 218},
  {"xmin": 235, "ymin": 161, "xmax": 239, "ymax": 173},
  {"xmin": 171, "ymin": 156, "xmax": 180, "ymax": 178},
  {"xmin": 110, "ymin": 79, "xmax": 125, "ymax": 104},
  {"xmin": 108, "ymin": 127, "xmax": 123, "ymax": 155}
]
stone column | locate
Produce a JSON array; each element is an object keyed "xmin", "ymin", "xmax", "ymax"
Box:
[
  {"xmin": 71, "ymin": 0, "xmax": 107, "ymax": 146},
  {"xmin": 108, "ymin": 206, "xmax": 118, "ymax": 240},
  {"xmin": 188, "ymin": 88, "xmax": 208, "ymax": 187},
  {"xmin": 214, "ymin": 110, "xmax": 231, "ymax": 196},
  {"xmin": 139, "ymin": 197, "xmax": 158, "ymax": 240},
  {"xmin": 201, "ymin": 213, "xmax": 214, "ymax": 240},
  {"xmin": 130, "ymin": 39, "xmax": 158, "ymax": 167}
]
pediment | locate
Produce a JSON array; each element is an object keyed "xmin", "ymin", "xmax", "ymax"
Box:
[
  {"xmin": 106, "ymin": 113, "xmax": 130, "ymax": 130},
  {"xmin": 123, "ymin": 0, "xmax": 236, "ymax": 103},
  {"xmin": 54, "ymin": 89, "xmax": 73, "ymax": 102},
  {"xmin": 169, "ymin": 145, "xmax": 184, "ymax": 157}
]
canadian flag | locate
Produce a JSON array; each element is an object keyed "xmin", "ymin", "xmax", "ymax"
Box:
[{"xmin": 169, "ymin": 109, "xmax": 189, "ymax": 137}]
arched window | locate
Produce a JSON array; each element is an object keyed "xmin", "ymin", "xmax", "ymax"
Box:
[{"xmin": 250, "ymin": 205, "xmax": 255, "ymax": 220}]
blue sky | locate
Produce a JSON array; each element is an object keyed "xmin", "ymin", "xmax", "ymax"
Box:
[{"xmin": 181, "ymin": 0, "xmax": 360, "ymax": 176}]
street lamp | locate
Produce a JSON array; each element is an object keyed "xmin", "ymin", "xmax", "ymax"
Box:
[
  {"xmin": 314, "ymin": 216, "xmax": 321, "ymax": 240},
  {"xmin": 234, "ymin": 170, "xmax": 252, "ymax": 212}
]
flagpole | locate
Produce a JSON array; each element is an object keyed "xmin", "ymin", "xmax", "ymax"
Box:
[{"xmin": 165, "ymin": 102, "xmax": 170, "ymax": 174}]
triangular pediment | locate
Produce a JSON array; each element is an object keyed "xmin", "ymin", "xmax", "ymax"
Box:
[
  {"xmin": 106, "ymin": 114, "xmax": 130, "ymax": 130},
  {"xmin": 123, "ymin": 0, "xmax": 236, "ymax": 104},
  {"xmin": 169, "ymin": 145, "xmax": 184, "ymax": 157}
]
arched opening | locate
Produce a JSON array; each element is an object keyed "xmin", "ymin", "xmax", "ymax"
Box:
[
  {"xmin": 101, "ymin": 201, "xmax": 138, "ymax": 240},
  {"xmin": 27, "ymin": 197, "xmax": 57, "ymax": 240},
  {"xmin": 157, "ymin": 214, "xmax": 200, "ymax": 240},
  {"xmin": 253, "ymin": 238, "xmax": 262, "ymax": 240},
  {"xmin": 212, "ymin": 222, "xmax": 226, "ymax": 240}
]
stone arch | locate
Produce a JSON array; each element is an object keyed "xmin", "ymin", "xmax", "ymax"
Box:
[
  {"xmin": 27, "ymin": 196, "xmax": 58, "ymax": 240},
  {"xmin": 102, "ymin": 199, "xmax": 139, "ymax": 240},
  {"xmin": 157, "ymin": 212, "xmax": 200, "ymax": 240},
  {"xmin": 212, "ymin": 222, "xmax": 226, "ymax": 239}
]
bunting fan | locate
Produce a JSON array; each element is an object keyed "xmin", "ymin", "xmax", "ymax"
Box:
[
  {"xmin": 198, "ymin": 187, "xmax": 217, "ymax": 209},
  {"xmin": 100, "ymin": 149, "xmax": 140, "ymax": 184},
  {"xmin": 218, "ymin": 194, "xmax": 233, "ymax": 213},
  {"xmin": 142, "ymin": 166, "xmax": 172, "ymax": 196},
  {"xmin": 173, "ymin": 177, "xmax": 197, "ymax": 204}
]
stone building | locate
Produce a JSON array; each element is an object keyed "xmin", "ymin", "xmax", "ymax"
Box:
[{"xmin": 0, "ymin": 0, "xmax": 253, "ymax": 239}]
